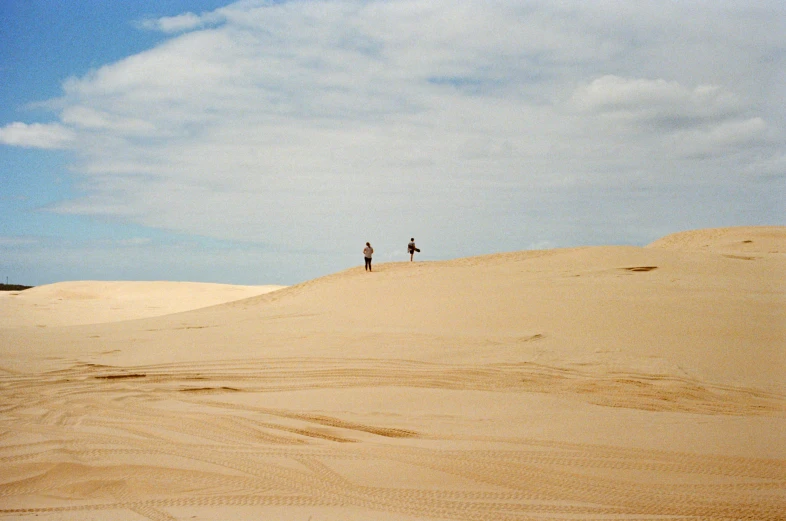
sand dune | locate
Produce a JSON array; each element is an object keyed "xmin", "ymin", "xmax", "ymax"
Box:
[
  {"xmin": 0, "ymin": 227, "xmax": 784, "ymax": 520},
  {"xmin": 0, "ymin": 281, "xmax": 285, "ymax": 327},
  {"xmin": 647, "ymin": 225, "xmax": 786, "ymax": 255}
]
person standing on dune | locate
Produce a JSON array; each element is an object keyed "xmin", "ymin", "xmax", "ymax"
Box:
[
  {"xmin": 408, "ymin": 238, "xmax": 420, "ymax": 261},
  {"xmin": 363, "ymin": 242, "xmax": 374, "ymax": 272}
]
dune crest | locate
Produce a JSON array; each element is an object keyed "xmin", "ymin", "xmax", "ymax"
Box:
[
  {"xmin": 647, "ymin": 225, "xmax": 785, "ymax": 255},
  {"xmin": 0, "ymin": 280, "xmax": 285, "ymax": 327}
]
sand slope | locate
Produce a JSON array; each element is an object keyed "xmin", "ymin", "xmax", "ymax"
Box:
[
  {"xmin": 0, "ymin": 281, "xmax": 285, "ymax": 327},
  {"xmin": 647, "ymin": 225, "xmax": 786, "ymax": 254},
  {"xmin": 0, "ymin": 227, "xmax": 784, "ymax": 520}
]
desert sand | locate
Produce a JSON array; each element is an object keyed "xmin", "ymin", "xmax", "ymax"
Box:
[
  {"xmin": 0, "ymin": 281, "xmax": 285, "ymax": 328},
  {"xmin": 0, "ymin": 226, "xmax": 784, "ymax": 520}
]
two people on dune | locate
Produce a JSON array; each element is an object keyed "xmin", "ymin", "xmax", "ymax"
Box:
[{"xmin": 363, "ymin": 238, "xmax": 420, "ymax": 272}]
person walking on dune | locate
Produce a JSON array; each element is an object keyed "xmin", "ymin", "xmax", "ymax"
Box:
[
  {"xmin": 363, "ymin": 242, "xmax": 374, "ymax": 272},
  {"xmin": 408, "ymin": 238, "xmax": 420, "ymax": 261}
]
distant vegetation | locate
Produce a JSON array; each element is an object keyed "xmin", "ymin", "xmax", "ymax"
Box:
[{"xmin": 0, "ymin": 284, "xmax": 33, "ymax": 291}]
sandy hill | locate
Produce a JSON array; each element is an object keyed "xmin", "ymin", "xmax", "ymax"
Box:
[
  {"xmin": 647, "ymin": 225, "xmax": 786, "ymax": 255},
  {"xmin": 0, "ymin": 280, "xmax": 285, "ymax": 327},
  {"xmin": 0, "ymin": 226, "xmax": 783, "ymax": 520}
]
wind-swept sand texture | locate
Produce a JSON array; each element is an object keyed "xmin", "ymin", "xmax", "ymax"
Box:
[{"xmin": 1, "ymin": 227, "xmax": 784, "ymax": 520}]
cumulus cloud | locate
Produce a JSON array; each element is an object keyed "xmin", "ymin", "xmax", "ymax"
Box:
[
  {"xmin": 2, "ymin": 0, "xmax": 784, "ymax": 262},
  {"xmin": 569, "ymin": 75, "xmax": 773, "ymax": 160},
  {"xmin": 61, "ymin": 106, "xmax": 155, "ymax": 134},
  {"xmin": 0, "ymin": 122, "xmax": 75, "ymax": 149},
  {"xmin": 570, "ymin": 76, "xmax": 744, "ymax": 125}
]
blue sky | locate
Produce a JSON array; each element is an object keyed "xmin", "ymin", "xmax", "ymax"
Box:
[{"xmin": 1, "ymin": 0, "xmax": 784, "ymax": 286}]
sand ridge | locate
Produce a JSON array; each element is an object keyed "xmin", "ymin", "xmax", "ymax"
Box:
[
  {"xmin": 0, "ymin": 226, "xmax": 784, "ymax": 520},
  {"xmin": 646, "ymin": 225, "xmax": 786, "ymax": 255},
  {"xmin": 0, "ymin": 281, "xmax": 286, "ymax": 328}
]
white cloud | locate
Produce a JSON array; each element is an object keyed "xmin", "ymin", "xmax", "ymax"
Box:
[
  {"xmin": 673, "ymin": 117, "xmax": 769, "ymax": 158},
  {"xmin": 138, "ymin": 11, "xmax": 226, "ymax": 33},
  {"xmin": 61, "ymin": 106, "xmax": 155, "ymax": 134},
  {"xmin": 3, "ymin": 0, "xmax": 784, "ymax": 264},
  {"xmin": 0, "ymin": 122, "xmax": 75, "ymax": 149},
  {"xmin": 570, "ymin": 76, "xmax": 744, "ymax": 126},
  {"xmin": 567, "ymin": 75, "xmax": 778, "ymax": 162}
]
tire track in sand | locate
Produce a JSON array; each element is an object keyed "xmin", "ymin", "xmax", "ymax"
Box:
[
  {"xmin": 1, "ymin": 357, "xmax": 784, "ymax": 520},
  {"xmin": 7, "ymin": 357, "xmax": 779, "ymax": 415}
]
